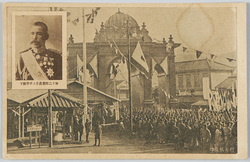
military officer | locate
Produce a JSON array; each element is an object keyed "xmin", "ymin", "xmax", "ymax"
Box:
[{"xmin": 16, "ymin": 21, "xmax": 62, "ymax": 80}]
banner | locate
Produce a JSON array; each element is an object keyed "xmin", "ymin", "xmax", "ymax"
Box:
[{"xmin": 202, "ymin": 77, "xmax": 210, "ymax": 99}]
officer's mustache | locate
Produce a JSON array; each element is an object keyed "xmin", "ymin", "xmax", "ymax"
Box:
[{"xmin": 30, "ymin": 40, "xmax": 41, "ymax": 45}]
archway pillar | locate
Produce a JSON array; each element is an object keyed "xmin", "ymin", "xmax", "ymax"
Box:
[{"xmin": 158, "ymin": 73, "xmax": 170, "ymax": 109}]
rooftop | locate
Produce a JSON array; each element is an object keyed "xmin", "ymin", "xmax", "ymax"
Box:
[{"xmin": 175, "ymin": 59, "xmax": 235, "ymax": 73}]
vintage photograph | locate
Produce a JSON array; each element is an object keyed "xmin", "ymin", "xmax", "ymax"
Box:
[
  {"xmin": 3, "ymin": 3, "xmax": 247, "ymax": 159},
  {"xmin": 11, "ymin": 11, "xmax": 67, "ymax": 89}
]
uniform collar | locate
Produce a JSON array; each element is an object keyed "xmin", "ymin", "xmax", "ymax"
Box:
[{"xmin": 31, "ymin": 46, "xmax": 47, "ymax": 55}]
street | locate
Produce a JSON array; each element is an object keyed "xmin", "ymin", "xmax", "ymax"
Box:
[{"xmin": 7, "ymin": 132, "xmax": 176, "ymax": 154}]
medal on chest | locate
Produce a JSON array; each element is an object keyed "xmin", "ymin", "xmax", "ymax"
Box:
[
  {"xmin": 35, "ymin": 53, "xmax": 55, "ymax": 78},
  {"xmin": 47, "ymin": 68, "xmax": 54, "ymax": 78}
]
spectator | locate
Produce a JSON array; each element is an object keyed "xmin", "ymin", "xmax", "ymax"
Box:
[
  {"xmin": 200, "ymin": 124, "xmax": 211, "ymax": 152},
  {"xmin": 94, "ymin": 121, "xmax": 102, "ymax": 146},
  {"xmin": 78, "ymin": 118, "xmax": 84, "ymax": 142},
  {"xmin": 85, "ymin": 118, "xmax": 91, "ymax": 142}
]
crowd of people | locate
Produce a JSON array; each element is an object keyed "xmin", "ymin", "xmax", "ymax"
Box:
[{"xmin": 119, "ymin": 107, "xmax": 237, "ymax": 153}]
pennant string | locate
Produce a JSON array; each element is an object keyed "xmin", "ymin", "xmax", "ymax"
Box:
[
  {"xmin": 180, "ymin": 45, "xmax": 236, "ymax": 62},
  {"xmin": 97, "ymin": 31, "xmax": 222, "ymax": 109},
  {"xmin": 183, "ymin": 47, "xmax": 187, "ymax": 53},
  {"xmin": 196, "ymin": 50, "xmax": 202, "ymax": 59}
]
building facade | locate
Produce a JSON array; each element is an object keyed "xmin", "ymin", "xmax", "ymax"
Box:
[
  {"xmin": 67, "ymin": 10, "xmax": 179, "ymax": 108},
  {"xmin": 175, "ymin": 59, "xmax": 235, "ymax": 108}
]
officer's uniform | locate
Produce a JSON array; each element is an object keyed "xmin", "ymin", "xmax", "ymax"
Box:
[
  {"xmin": 16, "ymin": 48, "xmax": 62, "ymax": 80},
  {"xmin": 94, "ymin": 124, "xmax": 102, "ymax": 146}
]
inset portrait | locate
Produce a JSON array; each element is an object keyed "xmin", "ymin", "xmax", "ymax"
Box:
[{"xmin": 12, "ymin": 12, "xmax": 67, "ymax": 89}]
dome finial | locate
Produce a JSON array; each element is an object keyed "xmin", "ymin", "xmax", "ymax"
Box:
[
  {"xmin": 101, "ymin": 22, "xmax": 104, "ymax": 29},
  {"xmin": 142, "ymin": 22, "xmax": 146, "ymax": 29}
]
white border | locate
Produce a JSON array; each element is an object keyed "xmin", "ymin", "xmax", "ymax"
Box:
[{"xmin": 2, "ymin": 3, "xmax": 247, "ymax": 159}]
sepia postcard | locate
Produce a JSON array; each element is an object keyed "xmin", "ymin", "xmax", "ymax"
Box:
[{"xmin": 2, "ymin": 3, "xmax": 247, "ymax": 159}]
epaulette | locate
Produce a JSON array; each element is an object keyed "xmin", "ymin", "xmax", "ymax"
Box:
[
  {"xmin": 19, "ymin": 48, "xmax": 32, "ymax": 54},
  {"xmin": 47, "ymin": 48, "xmax": 62, "ymax": 55}
]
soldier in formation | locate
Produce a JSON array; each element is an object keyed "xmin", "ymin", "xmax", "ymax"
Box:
[{"xmin": 120, "ymin": 108, "xmax": 237, "ymax": 153}]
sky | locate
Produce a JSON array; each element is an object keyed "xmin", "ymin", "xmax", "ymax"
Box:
[
  {"xmin": 67, "ymin": 6, "xmax": 236, "ymax": 57},
  {"xmin": 66, "ymin": 6, "xmax": 237, "ymax": 84},
  {"xmin": 7, "ymin": 5, "xmax": 237, "ymax": 82}
]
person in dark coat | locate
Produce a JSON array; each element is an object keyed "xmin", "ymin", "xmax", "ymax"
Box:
[
  {"xmin": 208, "ymin": 122, "xmax": 216, "ymax": 152},
  {"xmin": 144, "ymin": 119, "xmax": 153, "ymax": 144},
  {"xmin": 94, "ymin": 122, "xmax": 102, "ymax": 146},
  {"xmin": 200, "ymin": 124, "xmax": 211, "ymax": 152},
  {"xmin": 177, "ymin": 120, "xmax": 186, "ymax": 149},
  {"xmin": 172, "ymin": 122, "xmax": 180, "ymax": 150},
  {"xmin": 230, "ymin": 121, "xmax": 237, "ymax": 153},
  {"xmin": 158, "ymin": 119, "xmax": 166, "ymax": 144},
  {"xmin": 73, "ymin": 116, "xmax": 79, "ymax": 141},
  {"xmin": 85, "ymin": 119, "xmax": 91, "ymax": 142},
  {"xmin": 78, "ymin": 118, "xmax": 84, "ymax": 142}
]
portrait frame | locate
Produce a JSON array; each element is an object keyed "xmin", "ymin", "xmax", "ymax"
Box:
[{"xmin": 11, "ymin": 11, "xmax": 67, "ymax": 89}]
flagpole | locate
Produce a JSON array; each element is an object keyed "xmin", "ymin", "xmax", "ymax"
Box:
[
  {"xmin": 48, "ymin": 89, "xmax": 53, "ymax": 148},
  {"xmin": 82, "ymin": 8, "xmax": 88, "ymax": 131},
  {"xmin": 127, "ymin": 20, "xmax": 133, "ymax": 133}
]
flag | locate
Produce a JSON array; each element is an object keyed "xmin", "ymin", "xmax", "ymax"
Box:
[
  {"xmin": 86, "ymin": 7, "xmax": 101, "ymax": 23},
  {"xmin": 232, "ymin": 82, "xmax": 236, "ymax": 108},
  {"xmin": 110, "ymin": 63, "xmax": 119, "ymax": 79},
  {"xmin": 118, "ymin": 57, "xmax": 128, "ymax": 81},
  {"xmin": 227, "ymin": 58, "xmax": 236, "ymax": 62},
  {"xmin": 210, "ymin": 54, "xmax": 216, "ymax": 63},
  {"xmin": 152, "ymin": 58, "xmax": 158, "ymax": 87},
  {"xmin": 132, "ymin": 41, "xmax": 149, "ymax": 72},
  {"xmin": 160, "ymin": 56, "xmax": 168, "ymax": 75},
  {"xmin": 77, "ymin": 54, "xmax": 84, "ymax": 81},
  {"xmin": 208, "ymin": 91, "xmax": 212, "ymax": 111},
  {"xmin": 210, "ymin": 54, "xmax": 215, "ymax": 60},
  {"xmin": 196, "ymin": 51, "xmax": 202, "ymax": 59},
  {"xmin": 72, "ymin": 17, "xmax": 79, "ymax": 25},
  {"xmin": 224, "ymin": 108, "xmax": 231, "ymax": 121},
  {"xmin": 94, "ymin": 7, "xmax": 101, "ymax": 15},
  {"xmin": 183, "ymin": 47, "xmax": 187, "ymax": 53},
  {"xmin": 89, "ymin": 54, "xmax": 98, "ymax": 78},
  {"xmin": 86, "ymin": 10, "xmax": 94, "ymax": 23}
]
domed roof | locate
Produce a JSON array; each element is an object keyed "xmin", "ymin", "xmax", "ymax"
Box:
[{"xmin": 105, "ymin": 10, "xmax": 139, "ymax": 28}]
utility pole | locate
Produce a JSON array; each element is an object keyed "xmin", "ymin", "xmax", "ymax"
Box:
[
  {"xmin": 82, "ymin": 8, "xmax": 88, "ymax": 132},
  {"xmin": 126, "ymin": 20, "xmax": 133, "ymax": 133},
  {"xmin": 48, "ymin": 89, "xmax": 53, "ymax": 148}
]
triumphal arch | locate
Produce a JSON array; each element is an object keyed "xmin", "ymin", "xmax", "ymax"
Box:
[{"xmin": 67, "ymin": 10, "xmax": 180, "ymax": 109}]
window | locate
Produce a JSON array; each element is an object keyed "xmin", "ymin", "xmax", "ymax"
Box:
[
  {"xmin": 178, "ymin": 75, "xmax": 184, "ymax": 89},
  {"xmin": 186, "ymin": 74, "xmax": 191, "ymax": 88},
  {"xmin": 194, "ymin": 74, "xmax": 200, "ymax": 88},
  {"xmin": 201, "ymin": 73, "xmax": 209, "ymax": 86}
]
